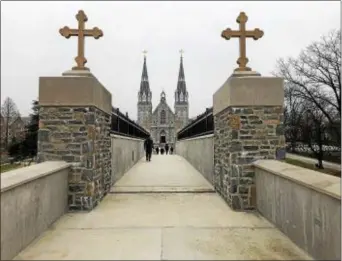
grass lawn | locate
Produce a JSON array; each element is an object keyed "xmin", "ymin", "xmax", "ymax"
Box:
[
  {"xmin": 283, "ymin": 158, "xmax": 341, "ymax": 177},
  {"xmin": 0, "ymin": 163, "xmax": 23, "ymax": 174}
]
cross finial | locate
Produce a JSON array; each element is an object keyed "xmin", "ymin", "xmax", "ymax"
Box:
[
  {"xmin": 221, "ymin": 11, "xmax": 263, "ymax": 72},
  {"xmin": 179, "ymin": 49, "xmax": 184, "ymax": 58},
  {"xmin": 59, "ymin": 10, "xmax": 103, "ymax": 71},
  {"xmin": 143, "ymin": 50, "xmax": 148, "ymax": 58}
]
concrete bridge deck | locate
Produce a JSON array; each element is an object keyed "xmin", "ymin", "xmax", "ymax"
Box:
[{"xmin": 14, "ymin": 155, "xmax": 311, "ymax": 260}]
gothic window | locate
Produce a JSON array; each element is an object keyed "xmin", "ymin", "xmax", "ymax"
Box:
[
  {"xmin": 180, "ymin": 92, "xmax": 183, "ymax": 102},
  {"xmin": 160, "ymin": 110, "xmax": 166, "ymax": 124},
  {"xmin": 142, "ymin": 93, "xmax": 146, "ymax": 102}
]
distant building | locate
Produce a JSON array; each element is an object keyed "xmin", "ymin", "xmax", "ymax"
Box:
[
  {"xmin": 137, "ymin": 53, "xmax": 189, "ymax": 148},
  {"xmin": 0, "ymin": 114, "xmax": 30, "ymax": 148}
]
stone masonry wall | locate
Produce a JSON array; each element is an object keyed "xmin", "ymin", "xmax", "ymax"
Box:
[
  {"xmin": 213, "ymin": 106, "xmax": 285, "ymax": 210},
  {"xmin": 38, "ymin": 106, "xmax": 111, "ymax": 211}
]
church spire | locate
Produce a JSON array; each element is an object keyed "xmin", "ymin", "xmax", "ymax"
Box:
[
  {"xmin": 140, "ymin": 50, "xmax": 150, "ymax": 94},
  {"xmin": 138, "ymin": 50, "xmax": 152, "ymax": 104},
  {"xmin": 175, "ymin": 49, "xmax": 188, "ymax": 104}
]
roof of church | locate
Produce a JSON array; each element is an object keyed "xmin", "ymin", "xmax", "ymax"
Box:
[
  {"xmin": 139, "ymin": 55, "xmax": 150, "ymax": 95},
  {"xmin": 152, "ymin": 92, "xmax": 175, "ymax": 115}
]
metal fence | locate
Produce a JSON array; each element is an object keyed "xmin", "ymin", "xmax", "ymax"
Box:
[
  {"xmin": 111, "ymin": 107, "xmax": 150, "ymax": 139},
  {"xmin": 177, "ymin": 107, "xmax": 214, "ymax": 140}
]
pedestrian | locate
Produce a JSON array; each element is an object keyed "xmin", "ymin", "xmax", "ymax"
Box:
[
  {"xmin": 143, "ymin": 135, "xmax": 154, "ymax": 162},
  {"xmin": 165, "ymin": 143, "xmax": 169, "ymax": 154},
  {"xmin": 170, "ymin": 146, "xmax": 174, "ymax": 155},
  {"xmin": 156, "ymin": 147, "xmax": 159, "ymax": 155}
]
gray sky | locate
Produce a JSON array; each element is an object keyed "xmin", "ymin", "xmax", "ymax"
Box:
[{"xmin": 1, "ymin": 1, "xmax": 340, "ymax": 120}]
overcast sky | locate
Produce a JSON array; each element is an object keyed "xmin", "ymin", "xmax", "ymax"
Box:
[{"xmin": 1, "ymin": 1, "xmax": 340, "ymax": 120}]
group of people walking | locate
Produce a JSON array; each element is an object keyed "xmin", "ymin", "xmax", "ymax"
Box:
[
  {"xmin": 155, "ymin": 144, "xmax": 173, "ymax": 155},
  {"xmin": 143, "ymin": 136, "xmax": 174, "ymax": 162}
]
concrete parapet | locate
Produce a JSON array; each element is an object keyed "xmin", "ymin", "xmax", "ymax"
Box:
[
  {"xmin": 254, "ymin": 160, "xmax": 341, "ymax": 260},
  {"xmin": 110, "ymin": 134, "xmax": 145, "ymax": 186},
  {"xmin": 1, "ymin": 161, "xmax": 70, "ymax": 260},
  {"xmin": 176, "ymin": 134, "xmax": 214, "ymax": 184}
]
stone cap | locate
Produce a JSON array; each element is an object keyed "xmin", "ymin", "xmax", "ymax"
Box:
[
  {"xmin": 213, "ymin": 76, "xmax": 284, "ymax": 116},
  {"xmin": 253, "ymin": 160, "xmax": 341, "ymax": 200},
  {"xmin": 62, "ymin": 69, "xmax": 95, "ymax": 77},
  {"xmin": 230, "ymin": 71, "xmax": 261, "ymax": 77},
  {"xmin": 1, "ymin": 161, "xmax": 71, "ymax": 193},
  {"xmin": 39, "ymin": 75, "xmax": 112, "ymax": 115}
]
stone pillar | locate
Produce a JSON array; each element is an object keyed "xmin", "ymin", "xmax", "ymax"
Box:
[
  {"xmin": 38, "ymin": 71, "xmax": 112, "ymax": 211},
  {"xmin": 212, "ymin": 72, "xmax": 285, "ymax": 211}
]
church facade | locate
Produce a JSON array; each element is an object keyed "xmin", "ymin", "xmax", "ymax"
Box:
[{"xmin": 137, "ymin": 53, "xmax": 189, "ymax": 148}]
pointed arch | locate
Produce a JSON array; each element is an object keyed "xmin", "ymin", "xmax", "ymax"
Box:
[
  {"xmin": 160, "ymin": 110, "xmax": 166, "ymax": 124},
  {"xmin": 159, "ymin": 129, "xmax": 166, "ymax": 143}
]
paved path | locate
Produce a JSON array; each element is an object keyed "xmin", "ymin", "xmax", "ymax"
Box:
[
  {"xmin": 15, "ymin": 155, "xmax": 311, "ymax": 260},
  {"xmin": 286, "ymin": 153, "xmax": 341, "ymax": 171}
]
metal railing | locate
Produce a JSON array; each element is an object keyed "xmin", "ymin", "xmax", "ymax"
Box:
[
  {"xmin": 177, "ymin": 107, "xmax": 214, "ymax": 140},
  {"xmin": 111, "ymin": 107, "xmax": 150, "ymax": 139}
]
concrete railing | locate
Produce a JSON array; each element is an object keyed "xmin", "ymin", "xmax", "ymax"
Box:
[
  {"xmin": 176, "ymin": 134, "xmax": 214, "ymax": 184},
  {"xmin": 111, "ymin": 134, "xmax": 145, "ymax": 185},
  {"xmin": 1, "ymin": 161, "xmax": 70, "ymax": 260},
  {"xmin": 254, "ymin": 160, "xmax": 341, "ymax": 261}
]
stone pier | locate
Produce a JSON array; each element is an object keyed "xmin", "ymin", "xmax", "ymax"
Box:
[
  {"xmin": 38, "ymin": 72, "xmax": 112, "ymax": 211},
  {"xmin": 212, "ymin": 72, "xmax": 285, "ymax": 210}
]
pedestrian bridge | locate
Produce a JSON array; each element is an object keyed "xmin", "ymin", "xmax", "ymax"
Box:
[
  {"xmin": 3, "ymin": 8, "xmax": 341, "ymax": 260},
  {"xmin": 11, "ymin": 155, "xmax": 311, "ymax": 260},
  {"xmin": 2, "ymin": 133, "xmax": 341, "ymax": 260},
  {"xmin": 2, "ymin": 81, "xmax": 341, "ymax": 261}
]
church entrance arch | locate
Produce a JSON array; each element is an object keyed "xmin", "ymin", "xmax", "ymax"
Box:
[{"xmin": 160, "ymin": 130, "xmax": 166, "ymax": 144}]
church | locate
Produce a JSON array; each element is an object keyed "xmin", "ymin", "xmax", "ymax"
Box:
[{"xmin": 137, "ymin": 52, "xmax": 189, "ymax": 149}]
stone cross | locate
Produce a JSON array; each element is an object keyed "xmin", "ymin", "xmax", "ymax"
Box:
[
  {"xmin": 59, "ymin": 10, "xmax": 103, "ymax": 71},
  {"xmin": 179, "ymin": 49, "xmax": 184, "ymax": 57},
  {"xmin": 221, "ymin": 12, "xmax": 263, "ymax": 72}
]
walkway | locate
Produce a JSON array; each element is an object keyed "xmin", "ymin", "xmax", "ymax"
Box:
[
  {"xmin": 287, "ymin": 153, "xmax": 341, "ymax": 171},
  {"xmin": 14, "ymin": 155, "xmax": 311, "ymax": 260}
]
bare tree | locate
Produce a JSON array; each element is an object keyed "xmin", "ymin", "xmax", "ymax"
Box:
[
  {"xmin": 1, "ymin": 97, "xmax": 19, "ymax": 149},
  {"xmin": 275, "ymin": 29, "xmax": 341, "ymax": 145},
  {"xmin": 283, "ymin": 83, "xmax": 306, "ymax": 152},
  {"xmin": 301, "ymin": 100, "xmax": 332, "ymax": 169},
  {"xmin": 274, "ymin": 29, "xmax": 341, "ymax": 168}
]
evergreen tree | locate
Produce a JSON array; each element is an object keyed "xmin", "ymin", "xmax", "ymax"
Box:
[{"xmin": 21, "ymin": 100, "xmax": 39, "ymax": 160}]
